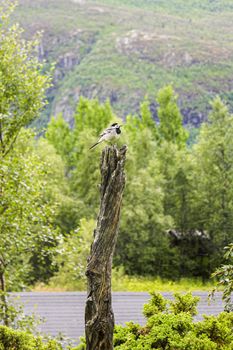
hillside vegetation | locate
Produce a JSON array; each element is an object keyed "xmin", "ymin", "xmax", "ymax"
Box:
[
  {"xmin": 15, "ymin": 0, "xmax": 233, "ymax": 127},
  {"xmin": 1, "ymin": 3, "xmax": 233, "ymax": 298}
]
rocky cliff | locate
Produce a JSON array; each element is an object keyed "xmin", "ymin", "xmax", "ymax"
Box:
[{"xmin": 16, "ymin": 0, "xmax": 233, "ymax": 127}]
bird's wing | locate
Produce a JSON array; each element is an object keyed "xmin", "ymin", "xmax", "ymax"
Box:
[{"xmin": 99, "ymin": 127, "xmax": 113, "ymax": 137}]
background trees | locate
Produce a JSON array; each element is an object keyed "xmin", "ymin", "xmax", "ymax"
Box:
[
  {"xmin": 45, "ymin": 87, "xmax": 233, "ymax": 283},
  {"xmin": 0, "ymin": 2, "xmax": 51, "ymax": 158},
  {"xmin": 1, "ymin": 2, "xmax": 233, "ymax": 293},
  {"xmin": 0, "ymin": 130, "xmax": 59, "ymax": 291},
  {"xmin": 0, "ymin": 2, "xmax": 54, "ymax": 294},
  {"xmin": 190, "ymin": 98, "xmax": 233, "ymax": 272}
]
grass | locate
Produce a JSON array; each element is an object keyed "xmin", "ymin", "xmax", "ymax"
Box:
[
  {"xmin": 111, "ymin": 275, "xmax": 215, "ymax": 292},
  {"xmin": 33, "ymin": 271, "xmax": 215, "ymax": 293}
]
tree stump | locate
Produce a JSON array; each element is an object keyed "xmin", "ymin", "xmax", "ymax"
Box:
[{"xmin": 85, "ymin": 145, "xmax": 127, "ymax": 350}]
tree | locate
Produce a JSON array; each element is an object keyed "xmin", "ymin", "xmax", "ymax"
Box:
[
  {"xmin": 115, "ymin": 111, "xmax": 177, "ymax": 277},
  {"xmin": 0, "ymin": 130, "xmax": 61, "ymax": 327},
  {"xmin": 45, "ymin": 113, "xmax": 74, "ymax": 167},
  {"xmin": 157, "ymin": 85, "xmax": 188, "ymax": 147},
  {"xmin": 155, "ymin": 86, "xmax": 190, "ymax": 226},
  {"xmin": 115, "ymin": 158, "xmax": 177, "ymax": 277},
  {"xmin": 46, "ymin": 98, "xmax": 118, "ymax": 224},
  {"xmin": 50, "ymin": 218, "xmax": 95, "ymax": 290},
  {"xmin": 33, "ymin": 138, "xmax": 79, "ymax": 237},
  {"xmin": 0, "ymin": 1, "xmax": 51, "ymax": 158},
  {"xmin": 191, "ymin": 97, "xmax": 233, "ymax": 270},
  {"xmin": 85, "ymin": 145, "xmax": 127, "ymax": 350},
  {"xmin": 211, "ymin": 243, "xmax": 233, "ymax": 312},
  {"xmin": 140, "ymin": 97, "xmax": 158, "ymax": 139},
  {"xmin": 0, "ymin": 2, "xmax": 52, "ymax": 324},
  {"xmin": 46, "ymin": 91, "xmax": 233, "ymax": 281},
  {"xmin": 0, "ymin": 131, "xmax": 59, "ymax": 288},
  {"xmin": 47, "ymin": 97, "xmax": 181, "ymax": 278}
]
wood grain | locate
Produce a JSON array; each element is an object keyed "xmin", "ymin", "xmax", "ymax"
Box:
[{"xmin": 85, "ymin": 145, "xmax": 127, "ymax": 350}]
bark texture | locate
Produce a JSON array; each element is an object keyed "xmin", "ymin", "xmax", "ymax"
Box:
[
  {"xmin": 85, "ymin": 145, "xmax": 127, "ymax": 350},
  {"xmin": 0, "ymin": 260, "xmax": 9, "ymax": 326}
]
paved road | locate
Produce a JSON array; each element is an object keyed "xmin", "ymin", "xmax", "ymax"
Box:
[{"xmin": 10, "ymin": 292, "xmax": 225, "ymax": 345}]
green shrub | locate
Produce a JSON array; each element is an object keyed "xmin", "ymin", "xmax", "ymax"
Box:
[
  {"xmin": 143, "ymin": 292, "xmax": 167, "ymax": 319},
  {"xmin": 0, "ymin": 326, "xmax": 62, "ymax": 350},
  {"xmin": 195, "ymin": 312, "xmax": 233, "ymax": 348},
  {"xmin": 170, "ymin": 333, "xmax": 218, "ymax": 350},
  {"xmin": 63, "ymin": 292, "xmax": 233, "ymax": 350},
  {"xmin": 113, "ymin": 292, "xmax": 233, "ymax": 350},
  {"xmin": 169, "ymin": 292, "xmax": 200, "ymax": 316},
  {"xmin": 211, "ymin": 243, "xmax": 233, "ymax": 312},
  {"xmin": 114, "ymin": 322, "xmax": 142, "ymax": 347}
]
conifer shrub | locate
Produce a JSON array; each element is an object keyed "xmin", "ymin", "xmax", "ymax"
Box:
[
  {"xmin": 0, "ymin": 325, "xmax": 62, "ymax": 350},
  {"xmin": 76, "ymin": 292, "xmax": 233, "ymax": 350},
  {"xmin": 5, "ymin": 292, "xmax": 230, "ymax": 350},
  {"xmin": 113, "ymin": 292, "xmax": 233, "ymax": 350}
]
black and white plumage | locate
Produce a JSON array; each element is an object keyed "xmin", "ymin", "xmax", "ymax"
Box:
[{"xmin": 89, "ymin": 123, "xmax": 122, "ymax": 150}]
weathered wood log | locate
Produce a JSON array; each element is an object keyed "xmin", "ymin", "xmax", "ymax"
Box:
[{"xmin": 85, "ymin": 145, "xmax": 127, "ymax": 350}]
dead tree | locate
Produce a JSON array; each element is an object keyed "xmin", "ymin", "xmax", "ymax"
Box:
[{"xmin": 85, "ymin": 145, "xmax": 127, "ymax": 350}]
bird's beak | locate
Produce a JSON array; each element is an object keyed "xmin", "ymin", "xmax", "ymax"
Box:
[{"xmin": 120, "ymin": 124, "xmax": 124, "ymax": 127}]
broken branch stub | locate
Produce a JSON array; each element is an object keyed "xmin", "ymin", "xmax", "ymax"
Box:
[{"xmin": 85, "ymin": 145, "xmax": 127, "ymax": 350}]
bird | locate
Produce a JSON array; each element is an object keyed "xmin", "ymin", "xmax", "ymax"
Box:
[{"xmin": 89, "ymin": 123, "xmax": 122, "ymax": 150}]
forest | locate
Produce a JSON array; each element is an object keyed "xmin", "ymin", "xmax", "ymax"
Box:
[
  {"xmin": 1, "ymin": 2, "xmax": 233, "ymax": 295},
  {"xmin": 0, "ymin": 2, "xmax": 233, "ymax": 349}
]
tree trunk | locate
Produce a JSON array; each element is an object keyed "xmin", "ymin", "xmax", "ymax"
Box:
[
  {"xmin": 85, "ymin": 145, "xmax": 127, "ymax": 350},
  {"xmin": 0, "ymin": 265, "xmax": 9, "ymax": 326}
]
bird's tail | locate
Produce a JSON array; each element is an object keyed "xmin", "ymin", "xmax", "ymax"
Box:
[{"xmin": 89, "ymin": 141, "xmax": 100, "ymax": 150}]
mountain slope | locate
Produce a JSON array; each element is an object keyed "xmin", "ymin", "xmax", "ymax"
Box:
[{"xmin": 15, "ymin": 0, "xmax": 233, "ymax": 126}]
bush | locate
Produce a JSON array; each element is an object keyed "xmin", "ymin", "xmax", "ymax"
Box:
[
  {"xmin": 143, "ymin": 292, "xmax": 167, "ymax": 318},
  {"xmin": 114, "ymin": 293, "xmax": 233, "ymax": 350},
  {"xmin": 169, "ymin": 292, "xmax": 200, "ymax": 316},
  {"xmin": 195, "ymin": 313, "xmax": 233, "ymax": 347},
  {"xmin": 77, "ymin": 292, "xmax": 233, "ymax": 349},
  {"xmin": 0, "ymin": 325, "xmax": 62, "ymax": 350},
  {"xmin": 211, "ymin": 243, "xmax": 233, "ymax": 311}
]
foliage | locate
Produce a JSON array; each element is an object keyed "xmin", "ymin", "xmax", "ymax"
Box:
[
  {"xmin": 46, "ymin": 91, "xmax": 233, "ymax": 283},
  {"xmin": 113, "ymin": 294, "xmax": 233, "ymax": 350},
  {"xmin": 46, "ymin": 97, "xmax": 116, "ymax": 224},
  {"xmin": 157, "ymin": 85, "xmax": 188, "ymax": 147},
  {"xmin": 0, "ymin": 292, "xmax": 42, "ymax": 333},
  {"xmin": 13, "ymin": 0, "xmax": 233, "ymax": 129},
  {"xmin": 0, "ymin": 1, "xmax": 51, "ymax": 157},
  {"xmin": 190, "ymin": 98, "xmax": 233, "ymax": 270},
  {"xmin": 74, "ymin": 337, "xmax": 86, "ymax": 350},
  {"xmin": 0, "ymin": 0, "xmax": 55, "ymax": 296},
  {"xmin": 0, "ymin": 325, "xmax": 63, "ymax": 350},
  {"xmin": 77, "ymin": 292, "xmax": 233, "ymax": 350},
  {"xmin": 31, "ymin": 137, "xmax": 77, "ymax": 238},
  {"xmin": 45, "ymin": 114, "xmax": 74, "ymax": 167},
  {"xmin": 211, "ymin": 243, "xmax": 233, "ymax": 311},
  {"xmin": 113, "ymin": 91, "xmax": 186, "ymax": 276},
  {"xmin": 143, "ymin": 292, "xmax": 167, "ymax": 318},
  {"xmin": 27, "ymin": 139, "xmax": 67, "ymax": 284},
  {"xmin": 48, "ymin": 218, "xmax": 95, "ymax": 290},
  {"xmin": 2, "ymin": 0, "xmax": 233, "ymax": 292},
  {"xmin": 169, "ymin": 292, "xmax": 200, "ymax": 316},
  {"xmin": 0, "ymin": 130, "xmax": 60, "ymax": 292}
]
